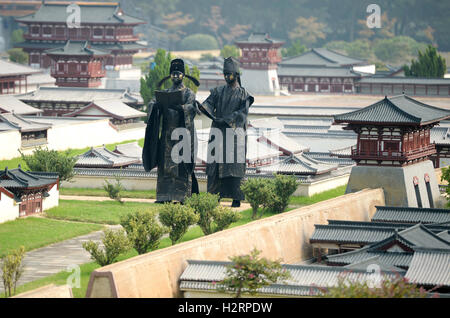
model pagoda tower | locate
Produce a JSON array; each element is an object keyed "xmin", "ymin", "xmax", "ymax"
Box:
[
  {"xmin": 334, "ymin": 94, "xmax": 450, "ymax": 208},
  {"xmin": 15, "ymin": 1, "xmax": 145, "ymax": 69},
  {"xmin": 235, "ymin": 33, "xmax": 284, "ymax": 95}
]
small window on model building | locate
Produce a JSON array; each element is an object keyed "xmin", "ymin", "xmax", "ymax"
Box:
[
  {"xmin": 424, "ymin": 173, "xmax": 434, "ymax": 208},
  {"xmin": 413, "ymin": 176, "xmax": 422, "ymax": 208}
]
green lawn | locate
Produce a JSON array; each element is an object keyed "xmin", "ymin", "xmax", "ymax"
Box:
[
  {"xmin": 289, "ymin": 185, "xmax": 346, "ymax": 206},
  {"xmin": 0, "ymin": 217, "xmax": 102, "ymax": 257},
  {"xmin": 60, "ymin": 187, "xmax": 156, "ymax": 199},
  {"xmin": 45, "ymin": 200, "xmax": 158, "ymax": 225},
  {"xmin": 0, "ymin": 138, "xmax": 145, "ymax": 170},
  {"xmin": 4, "ymin": 207, "xmax": 280, "ymax": 298}
]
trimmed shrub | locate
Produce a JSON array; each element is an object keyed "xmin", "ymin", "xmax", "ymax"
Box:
[
  {"xmin": 241, "ymin": 178, "xmax": 272, "ymax": 220},
  {"xmin": 213, "ymin": 205, "xmax": 241, "ymax": 232},
  {"xmin": 185, "ymin": 193, "xmax": 220, "ymax": 235},
  {"xmin": 158, "ymin": 203, "xmax": 199, "ymax": 245},
  {"xmin": 103, "ymin": 177, "xmax": 124, "ymax": 204},
  {"xmin": 120, "ymin": 211, "xmax": 168, "ymax": 254},
  {"xmin": 266, "ymin": 174, "xmax": 299, "ymax": 213},
  {"xmin": 82, "ymin": 228, "xmax": 131, "ymax": 266}
]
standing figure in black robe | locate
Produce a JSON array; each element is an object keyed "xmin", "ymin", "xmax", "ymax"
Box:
[
  {"xmin": 201, "ymin": 57, "xmax": 254, "ymax": 207},
  {"xmin": 142, "ymin": 59, "xmax": 200, "ymax": 203}
]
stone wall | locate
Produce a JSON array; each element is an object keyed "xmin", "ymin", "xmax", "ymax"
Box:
[
  {"xmin": 13, "ymin": 284, "xmax": 72, "ymax": 298},
  {"xmin": 86, "ymin": 188, "xmax": 384, "ymax": 298}
]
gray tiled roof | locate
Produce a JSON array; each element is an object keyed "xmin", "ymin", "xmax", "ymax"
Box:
[
  {"xmin": 257, "ymin": 154, "xmax": 338, "ymax": 175},
  {"xmin": 327, "ymin": 247, "xmax": 414, "ymax": 269},
  {"xmin": 334, "ymin": 95, "xmax": 450, "ymax": 125},
  {"xmin": 356, "ymin": 77, "xmax": 450, "ymax": 85},
  {"xmin": 0, "ymin": 113, "xmax": 50, "ymax": 132},
  {"xmin": 372, "ymin": 206, "xmax": 450, "ymax": 224},
  {"xmin": 0, "ymin": 60, "xmax": 41, "ymax": 77},
  {"xmin": 113, "ymin": 142, "xmax": 143, "ymax": 160},
  {"xmin": 0, "ymin": 167, "xmax": 58, "ymax": 189},
  {"xmin": 45, "ymin": 41, "xmax": 109, "ymax": 56},
  {"xmin": 75, "ymin": 147, "xmax": 140, "ymax": 168},
  {"xmin": 302, "ymin": 152, "xmax": 355, "ymax": 166},
  {"xmin": 0, "ymin": 96, "xmax": 42, "ymax": 115},
  {"xmin": 16, "ymin": 41, "xmax": 146, "ymax": 53},
  {"xmin": 18, "ymin": 87, "xmax": 143, "ymax": 105},
  {"xmin": 16, "ymin": 2, "xmax": 145, "ymax": 24},
  {"xmin": 310, "ymin": 221, "xmax": 450, "ymax": 246},
  {"xmin": 405, "ymin": 248, "xmax": 450, "ymax": 287},
  {"xmin": 278, "ymin": 66, "xmax": 360, "ymax": 78},
  {"xmin": 64, "ymin": 99, "xmax": 146, "ymax": 120},
  {"xmin": 438, "ymin": 231, "xmax": 450, "ymax": 242},
  {"xmin": 431, "ymin": 127, "xmax": 450, "ymax": 145},
  {"xmin": 280, "ymin": 48, "xmax": 365, "ymax": 67},
  {"xmin": 180, "ymin": 260, "xmax": 400, "ymax": 296}
]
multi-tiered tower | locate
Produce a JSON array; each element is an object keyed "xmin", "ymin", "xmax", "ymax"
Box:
[
  {"xmin": 334, "ymin": 94, "xmax": 450, "ymax": 207},
  {"xmin": 235, "ymin": 33, "xmax": 284, "ymax": 95},
  {"xmin": 15, "ymin": 1, "xmax": 145, "ymax": 70}
]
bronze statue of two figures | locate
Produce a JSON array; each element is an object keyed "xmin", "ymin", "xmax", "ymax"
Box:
[{"xmin": 142, "ymin": 57, "xmax": 254, "ymax": 207}]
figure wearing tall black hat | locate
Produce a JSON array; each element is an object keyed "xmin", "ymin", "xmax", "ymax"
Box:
[
  {"xmin": 142, "ymin": 58, "xmax": 200, "ymax": 203},
  {"xmin": 200, "ymin": 57, "xmax": 254, "ymax": 207}
]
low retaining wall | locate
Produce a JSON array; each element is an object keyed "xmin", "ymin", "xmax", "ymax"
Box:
[
  {"xmin": 62, "ymin": 173, "xmax": 350, "ymax": 197},
  {"xmin": 86, "ymin": 188, "xmax": 384, "ymax": 298}
]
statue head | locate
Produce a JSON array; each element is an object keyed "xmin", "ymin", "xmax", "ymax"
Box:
[
  {"xmin": 223, "ymin": 57, "xmax": 241, "ymax": 85},
  {"xmin": 170, "ymin": 58, "xmax": 185, "ymax": 85}
]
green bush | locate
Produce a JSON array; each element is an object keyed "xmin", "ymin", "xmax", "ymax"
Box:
[
  {"xmin": 120, "ymin": 211, "xmax": 168, "ymax": 254},
  {"xmin": 20, "ymin": 147, "xmax": 76, "ymax": 182},
  {"xmin": 82, "ymin": 229, "xmax": 131, "ymax": 266},
  {"xmin": 185, "ymin": 193, "xmax": 220, "ymax": 235},
  {"xmin": 179, "ymin": 33, "xmax": 219, "ymax": 50},
  {"xmin": 265, "ymin": 174, "xmax": 299, "ymax": 213},
  {"xmin": 103, "ymin": 177, "xmax": 124, "ymax": 204},
  {"xmin": 158, "ymin": 203, "xmax": 199, "ymax": 245},
  {"xmin": 213, "ymin": 205, "xmax": 240, "ymax": 232},
  {"xmin": 241, "ymin": 178, "xmax": 272, "ymax": 220},
  {"xmin": 1, "ymin": 246, "xmax": 25, "ymax": 298},
  {"xmin": 218, "ymin": 248, "xmax": 290, "ymax": 298},
  {"xmin": 7, "ymin": 48, "xmax": 28, "ymax": 64}
]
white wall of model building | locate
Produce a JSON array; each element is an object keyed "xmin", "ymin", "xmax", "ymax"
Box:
[
  {"xmin": 0, "ymin": 117, "xmax": 145, "ymax": 161},
  {"xmin": 0, "ymin": 183, "xmax": 59, "ymax": 224}
]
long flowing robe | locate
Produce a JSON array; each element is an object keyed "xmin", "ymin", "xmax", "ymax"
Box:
[
  {"xmin": 202, "ymin": 85, "xmax": 254, "ymax": 200},
  {"xmin": 142, "ymin": 84, "xmax": 198, "ymax": 202}
]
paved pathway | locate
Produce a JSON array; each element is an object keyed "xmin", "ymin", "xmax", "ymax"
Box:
[
  {"xmin": 1, "ymin": 196, "xmax": 251, "ymax": 294},
  {"xmin": 0, "ymin": 225, "xmax": 121, "ymax": 294}
]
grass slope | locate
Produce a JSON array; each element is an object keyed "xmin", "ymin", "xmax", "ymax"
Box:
[
  {"xmin": 60, "ymin": 188, "xmax": 156, "ymax": 199},
  {"xmin": 0, "ymin": 217, "xmax": 102, "ymax": 257},
  {"xmin": 45, "ymin": 200, "xmax": 158, "ymax": 225}
]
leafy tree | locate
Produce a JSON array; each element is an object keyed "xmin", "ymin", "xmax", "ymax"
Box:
[
  {"xmin": 179, "ymin": 33, "xmax": 219, "ymax": 50},
  {"xmin": 11, "ymin": 29, "xmax": 25, "ymax": 44},
  {"xmin": 241, "ymin": 178, "xmax": 272, "ymax": 220},
  {"xmin": 103, "ymin": 177, "xmax": 124, "ymax": 204},
  {"xmin": 200, "ymin": 53, "xmax": 216, "ymax": 61},
  {"xmin": 140, "ymin": 49, "xmax": 173, "ymax": 107},
  {"xmin": 373, "ymin": 36, "xmax": 427, "ymax": 65},
  {"xmin": 20, "ymin": 147, "xmax": 76, "ymax": 183},
  {"xmin": 213, "ymin": 205, "xmax": 240, "ymax": 232},
  {"xmin": 281, "ymin": 40, "xmax": 307, "ymax": 58},
  {"xmin": 1, "ymin": 246, "xmax": 25, "ymax": 298},
  {"xmin": 120, "ymin": 211, "xmax": 168, "ymax": 254},
  {"xmin": 218, "ymin": 248, "xmax": 290, "ymax": 298},
  {"xmin": 140, "ymin": 49, "xmax": 200, "ymax": 107},
  {"xmin": 82, "ymin": 229, "xmax": 131, "ymax": 266},
  {"xmin": 158, "ymin": 203, "xmax": 199, "ymax": 245},
  {"xmin": 265, "ymin": 174, "xmax": 298, "ymax": 213},
  {"xmin": 7, "ymin": 48, "xmax": 28, "ymax": 65},
  {"xmin": 319, "ymin": 276, "xmax": 428, "ymax": 298},
  {"xmin": 160, "ymin": 11, "xmax": 194, "ymax": 50},
  {"xmin": 220, "ymin": 45, "xmax": 240, "ymax": 59},
  {"xmin": 403, "ymin": 45, "xmax": 447, "ymax": 78},
  {"xmin": 289, "ymin": 16, "xmax": 326, "ymax": 47}
]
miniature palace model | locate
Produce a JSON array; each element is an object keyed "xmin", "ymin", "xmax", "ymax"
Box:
[{"xmin": 334, "ymin": 94, "xmax": 450, "ymax": 208}]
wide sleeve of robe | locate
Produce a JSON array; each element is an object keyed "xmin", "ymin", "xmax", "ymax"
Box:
[{"xmin": 142, "ymin": 99, "xmax": 161, "ymax": 171}]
